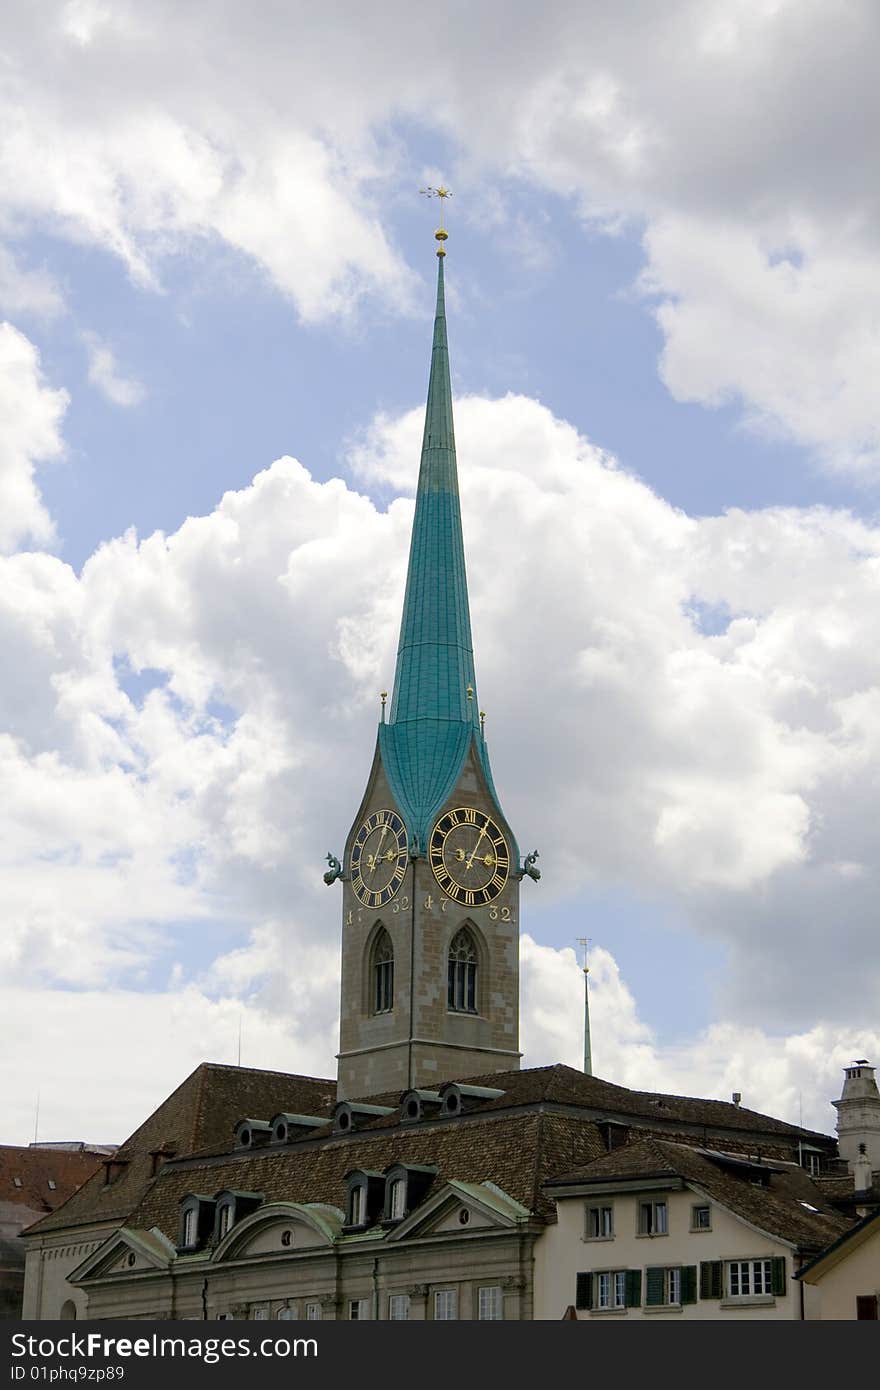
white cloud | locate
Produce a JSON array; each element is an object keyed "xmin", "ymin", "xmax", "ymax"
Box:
[
  {"xmin": 0, "ymin": 246, "xmax": 64, "ymax": 320},
  {"xmin": 3, "ymin": 380, "xmax": 880, "ymax": 1137},
  {"xmin": 2, "ymin": 2, "xmax": 880, "ymax": 462},
  {"xmin": 82, "ymin": 330, "xmax": 145, "ymax": 406},
  {"xmin": 0, "ymin": 323, "xmax": 65, "ymax": 553}
]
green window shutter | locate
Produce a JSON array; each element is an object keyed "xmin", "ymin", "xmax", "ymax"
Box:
[
  {"xmin": 700, "ymin": 1260, "xmax": 722, "ymax": 1299},
  {"xmin": 575, "ymin": 1272, "xmax": 592, "ymax": 1310},
  {"xmin": 645, "ymin": 1267, "xmax": 665, "ymax": 1307},
  {"xmin": 680, "ymin": 1265, "xmax": 697, "ymax": 1305},
  {"xmin": 771, "ymin": 1256, "xmax": 786, "ymax": 1296},
  {"xmin": 624, "ymin": 1269, "xmax": 642, "ymax": 1308}
]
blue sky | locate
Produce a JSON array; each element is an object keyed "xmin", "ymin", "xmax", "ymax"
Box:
[{"xmin": 2, "ymin": 1, "xmax": 880, "ymax": 1142}]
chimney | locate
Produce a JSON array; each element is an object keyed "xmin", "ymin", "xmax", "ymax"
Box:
[{"xmin": 731, "ymin": 1092, "xmax": 742, "ymax": 1107}]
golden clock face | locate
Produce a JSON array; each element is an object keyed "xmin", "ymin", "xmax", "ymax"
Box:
[
  {"xmin": 429, "ymin": 807, "xmax": 510, "ymax": 906},
  {"xmin": 350, "ymin": 809, "xmax": 408, "ymax": 908}
]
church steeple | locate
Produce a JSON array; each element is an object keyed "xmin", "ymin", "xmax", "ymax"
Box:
[{"xmin": 335, "ymin": 211, "xmax": 525, "ymax": 1101}]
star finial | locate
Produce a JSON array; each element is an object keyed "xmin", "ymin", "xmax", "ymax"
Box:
[{"xmin": 420, "ymin": 185, "xmax": 452, "ymax": 256}]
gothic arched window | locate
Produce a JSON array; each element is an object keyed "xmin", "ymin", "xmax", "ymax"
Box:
[
  {"xmin": 372, "ymin": 929, "xmax": 394, "ymax": 1014},
  {"xmin": 448, "ymin": 928, "xmax": 478, "ymax": 1013}
]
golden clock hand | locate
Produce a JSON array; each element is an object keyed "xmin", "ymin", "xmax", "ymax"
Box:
[{"xmin": 465, "ymin": 823, "xmax": 488, "ymax": 872}]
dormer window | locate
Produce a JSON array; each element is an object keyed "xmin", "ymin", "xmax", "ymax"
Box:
[
  {"xmin": 178, "ymin": 1194, "xmax": 217, "ymax": 1252},
  {"xmin": 389, "ymin": 1178, "xmax": 406, "ymax": 1220},
  {"xmin": 182, "ymin": 1208, "xmax": 195, "ymax": 1248},
  {"xmin": 344, "ymin": 1170, "xmax": 385, "ymax": 1228},
  {"xmin": 212, "ymin": 1190, "xmax": 263, "ymax": 1243},
  {"xmin": 351, "ymin": 1185, "xmax": 365, "ymax": 1226},
  {"xmin": 382, "ymin": 1163, "xmax": 437, "ymax": 1221}
]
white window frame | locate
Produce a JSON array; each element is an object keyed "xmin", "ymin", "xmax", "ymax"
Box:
[
  {"xmin": 276, "ymin": 1306, "xmax": 296, "ymax": 1320},
  {"xmin": 181, "ymin": 1207, "xmax": 196, "ymax": 1247},
  {"xmin": 638, "ymin": 1200, "xmax": 668, "ymax": 1235},
  {"xmin": 217, "ymin": 1203, "xmax": 232, "ymax": 1240},
  {"xmin": 305, "ymin": 1302, "xmax": 322, "ymax": 1321},
  {"xmin": 727, "ymin": 1259, "xmax": 773, "ymax": 1298},
  {"xmin": 389, "ymin": 1294, "xmax": 410, "ymax": 1321},
  {"xmin": 691, "ymin": 1204, "xmax": 711, "ymax": 1231},
  {"xmin": 251, "ymin": 1305, "xmax": 269, "ymax": 1321},
  {"xmin": 389, "ymin": 1178, "xmax": 406, "ymax": 1220},
  {"xmin": 595, "ymin": 1271, "xmax": 627, "ymax": 1310},
  {"xmin": 665, "ymin": 1268, "xmax": 681, "ymax": 1305},
  {"xmin": 350, "ymin": 1184, "xmax": 365, "ymax": 1226},
  {"xmin": 433, "ymin": 1288, "xmax": 458, "ymax": 1321},
  {"xmin": 478, "ymin": 1286, "xmax": 503, "ymax": 1320},
  {"xmin": 586, "ymin": 1204, "xmax": 614, "ymax": 1239},
  {"xmin": 349, "ymin": 1298, "xmax": 370, "ymax": 1320}
]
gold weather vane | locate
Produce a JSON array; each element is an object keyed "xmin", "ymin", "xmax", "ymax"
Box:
[{"xmin": 420, "ymin": 184, "xmax": 452, "ymax": 255}]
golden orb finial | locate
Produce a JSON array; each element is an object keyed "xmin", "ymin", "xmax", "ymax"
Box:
[{"xmin": 420, "ymin": 185, "xmax": 452, "ymax": 256}]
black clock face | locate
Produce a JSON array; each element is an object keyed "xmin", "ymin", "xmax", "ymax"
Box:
[
  {"xmin": 429, "ymin": 807, "xmax": 510, "ymax": 906},
  {"xmin": 350, "ymin": 809, "xmax": 408, "ymax": 908}
]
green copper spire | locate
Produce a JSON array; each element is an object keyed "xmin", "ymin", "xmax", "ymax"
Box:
[
  {"xmin": 379, "ymin": 242, "xmax": 504, "ymax": 852},
  {"xmin": 388, "ymin": 254, "xmax": 479, "ymax": 732}
]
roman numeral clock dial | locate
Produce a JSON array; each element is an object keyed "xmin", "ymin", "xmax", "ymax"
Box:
[
  {"xmin": 429, "ymin": 808, "xmax": 510, "ymax": 906},
  {"xmin": 350, "ymin": 810, "xmax": 408, "ymax": 908}
]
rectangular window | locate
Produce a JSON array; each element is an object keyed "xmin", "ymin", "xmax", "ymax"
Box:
[
  {"xmin": 375, "ymin": 957, "xmax": 393, "ymax": 1013},
  {"xmin": 434, "ymin": 1289, "xmax": 458, "ymax": 1320},
  {"xmin": 182, "ymin": 1208, "xmax": 195, "ymax": 1247},
  {"xmin": 594, "ymin": 1271, "xmax": 627, "ymax": 1309},
  {"xmin": 251, "ymin": 1306, "xmax": 268, "ymax": 1321},
  {"xmin": 349, "ymin": 1299, "xmax": 369, "ymax": 1320},
  {"xmin": 646, "ymin": 1266, "xmax": 684, "ymax": 1307},
  {"xmin": 350, "ymin": 1185, "xmax": 364, "ymax": 1225},
  {"xmin": 389, "ymin": 1294, "xmax": 410, "ymax": 1321},
  {"xmin": 586, "ymin": 1204, "xmax": 614, "ymax": 1239},
  {"xmin": 691, "ymin": 1205, "xmax": 711, "ymax": 1231},
  {"xmin": 638, "ymin": 1200, "xmax": 668, "ymax": 1235},
  {"xmin": 218, "ymin": 1204, "xmax": 231, "ymax": 1239},
  {"xmin": 389, "ymin": 1178, "xmax": 406, "ymax": 1219},
  {"xmin": 727, "ymin": 1259, "xmax": 773, "ymax": 1297},
  {"xmin": 478, "ymin": 1286, "xmax": 502, "ymax": 1320},
  {"xmin": 305, "ymin": 1302, "xmax": 321, "ymax": 1321}
]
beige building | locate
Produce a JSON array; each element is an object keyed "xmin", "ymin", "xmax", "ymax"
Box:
[
  {"xmin": 535, "ymin": 1138, "xmax": 849, "ymax": 1320},
  {"xmin": 797, "ymin": 1208, "xmax": 880, "ymax": 1320}
]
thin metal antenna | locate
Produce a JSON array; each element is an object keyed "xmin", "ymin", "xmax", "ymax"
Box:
[
  {"xmin": 33, "ymin": 1090, "xmax": 40, "ymax": 1145},
  {"xmin": 576, "ymin": 938, "xmax": 593, "ymax": 1076}
]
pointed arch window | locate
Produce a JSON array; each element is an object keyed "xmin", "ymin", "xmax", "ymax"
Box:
[
  {"xmin": 373, "ymin": 929, "xmax": 394, "ymax": 1014},
  {"xmin": 448, "ymin": 928, "xmax": 478, "ymax": 1013}
]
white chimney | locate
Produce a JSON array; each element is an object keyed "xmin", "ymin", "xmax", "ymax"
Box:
[{"xmin": 731, "ymin": 1092, "xmax": 742, "ymax": 1107}]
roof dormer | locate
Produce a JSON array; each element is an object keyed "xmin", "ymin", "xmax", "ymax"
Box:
[
  {"xmin": 269, "ymin": 1113, "xmax": 328, "ymax": 1144},
  {"xmin": 439, "ymin": 1083, "xmax": 506, "ymax": 1117},
  {"xmin": 234, "ymin": 1119, "xmax": 273, "ymax": 1151},
  {"xmin": 333, "ymin": 1101, "xmax": 394, "ymax": 1135}
]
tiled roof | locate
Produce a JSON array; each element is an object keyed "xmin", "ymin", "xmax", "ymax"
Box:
[
  {"xmin": 545, "ymin": 1137, "xmax": 851, "ymax": 1253},
  {"xmin": 127, "ymin": 1108, "xmax": 609, "ymax": 1240},
  {"xmin": 24, "ymin": 1061, "xmax": 836, "ymax": 1243},
  {"xmin": 22, "ymin": 1065, "xmax": 335, "ymax": 1237},
  {"xmin": 0, "ymin": 1146, "xmax": 102, "ymax": 1217}
]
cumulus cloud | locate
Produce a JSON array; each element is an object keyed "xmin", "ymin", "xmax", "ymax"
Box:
[
  {"xmin": 0, "ymin": 246, "xmax": 64, "ymax": 320},
  {"xmin": 82, "ymin": 330, "xmax": 145, "ymax": 406},
  {"xmin": 0, "ymin": 323, "xmax": 66, "ymax": 552},
  {"xmin": 3, "ymin": 374, "xmax": 880, "ymax": 1138},
  {"xmin": 2, "ymin": 1, "xmax": 879, "ymax": 464}
]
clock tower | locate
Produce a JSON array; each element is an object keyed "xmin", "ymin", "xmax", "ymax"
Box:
[{"xmin": 332, "ymin": 217, "xmax": 536, "ymax": 1101}]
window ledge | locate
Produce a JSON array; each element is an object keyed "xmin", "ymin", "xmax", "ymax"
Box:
[
  {"xmin": 635, "ymin": 1232, "xmax": 669, "ymax": 1239},
  {"xmin": 689, "ymin": 1226, "xmax": 712, "ymax": 1234},
  {"xmin": 720, "ymin": 1295, "xmax": 775, "ymax": 1308},
  {"xmin": 643, "ymin": 1304, "xmax": 683, "ymax": 1315},
  {"xmin": 583, "ymin": 1235, "xmax": 615, "ymax": 1243},
  {"xmin": 588, "ymin": 1307, "xmax": 627, "ymax": 1317}
]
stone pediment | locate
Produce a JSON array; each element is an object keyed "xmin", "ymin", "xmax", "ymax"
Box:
[
  {"xmin": 212, "ymin": 1202, "xmax": 344, "ymax": 1261},
  {"xmin": 385, "ymin": 1180, "xmax": 531, "ymax": 1241},
  {"xmin": 69, "ymin": 1227, "xmax": 175, "ymax": 1284}
]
